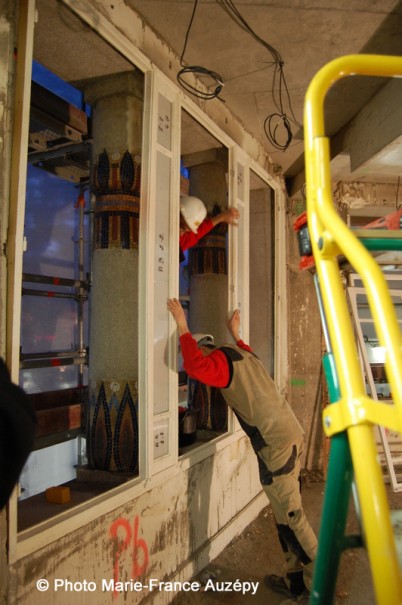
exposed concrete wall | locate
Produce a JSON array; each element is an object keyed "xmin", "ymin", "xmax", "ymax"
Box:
[
  {"xmin": 8, "ymin": 436, "xmax": 264, "ymax": 605},
  {"xmin": 286, "ymin": 181, "xmax": 401, "ymax": 472},
  {"xmin": 286, "ymin": 199, "xmax": 324, "ymax": 471},
  {"xmin": 331, "ymin": 78, "xmax": 402, "ymax": 180},
  {"xmin": 333, "ymin": 180, "xmax": 400, "ymax": 210}
]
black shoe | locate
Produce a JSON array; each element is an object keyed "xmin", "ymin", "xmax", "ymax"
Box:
[
  {"xmin": 280, "ymin": 592, "xmax": 310, "ymax": 605},
  {"xmin": 287, "ymin": 570, "xmax": 308, "ymax": 596},
  {"xmin": 264, "ymin": 574, "xmax": 306, "ymax": 599}
]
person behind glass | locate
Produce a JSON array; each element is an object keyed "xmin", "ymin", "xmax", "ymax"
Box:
[
  {"xmin": 179, "ymin": 195, "xmax": 239, "ymax": 261},
  {"xmin": 0, "ymin": 358, "xmax": 36, "ymax": 509},
  {"xmin": 167, "ymin": 298, "xmax": 317, "ymax": 604}
]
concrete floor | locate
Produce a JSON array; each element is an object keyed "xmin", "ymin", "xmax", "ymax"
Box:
[{"xmin": 171, "ymin": 471, "xmax": 402, "ymax": 605}]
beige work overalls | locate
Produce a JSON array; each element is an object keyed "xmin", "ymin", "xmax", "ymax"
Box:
[{"xmin": 218, "ymin": 344, "xmax": 318, "ymax": 591}]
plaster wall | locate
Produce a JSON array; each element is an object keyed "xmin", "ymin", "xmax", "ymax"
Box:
[{"xmin": 8, "ymin": 436, "xmax": 264, "ymax": 605}]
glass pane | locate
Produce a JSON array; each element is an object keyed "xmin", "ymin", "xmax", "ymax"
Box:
[
  {"xmin": 18, "ymin": 0, "xmax": 143, "ymax": 529},
  {"xmin": 249, "ymin": 171, "xmax": 275, "ymax": 376},
  {"xmin": 179, "ymin": 109, "xmax": 230, "ymax": 451},
  {"xmin": 24, "ymin": 165, "xmax": 85, "ymax": 278},
  {"xmin": 20, "ymin": 366, "xmax": 87, "ymax": 395}
]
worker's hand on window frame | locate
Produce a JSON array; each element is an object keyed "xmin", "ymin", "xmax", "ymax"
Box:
[
  {"xmin": 167, "ymin": 298, "xmax": 190, "ymax": 336},
  {"xmin": 212, "ymin": 207, "xmax": 240, "ymax": 227},
  {"xmin": 226, "ymin": 309, "xmax": 241, "ymax": 342}
]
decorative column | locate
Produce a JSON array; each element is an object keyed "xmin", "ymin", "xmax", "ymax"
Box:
[{"xmin": 84, "ymin": 72, "xmax": 143, "ymax": 473}]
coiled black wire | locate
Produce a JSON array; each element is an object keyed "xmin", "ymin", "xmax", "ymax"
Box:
[
  {"xmin": 263, "ymin": 113, "xmax": 293, "ymax": 152},
  {"xmin": 177, "ymin": 66, "xmax": 224, "ymax": 100},
  {"xmin": 216, "ymin": 0, "xmax": 302, "ymax": 151},
  {"xmin": 177, "ymin": 0, "xmax": 301, "ymax": 150},
  {"xmin": 177, "ymin": 0, "xmax": 224, "ymax": 100}
]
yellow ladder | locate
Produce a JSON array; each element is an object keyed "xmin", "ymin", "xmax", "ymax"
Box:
[{"xmin": 304, "ymin": 55, "xmax": 402, "ymax": 605}]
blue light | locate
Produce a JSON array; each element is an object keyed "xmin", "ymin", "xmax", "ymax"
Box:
[
  {"xmin": 180, "ymin": 163, "xmax": 189, "ymax": 179},
  {"xmin": 32, "ymin": 60, "xmax": 91, "ymax": 116}
]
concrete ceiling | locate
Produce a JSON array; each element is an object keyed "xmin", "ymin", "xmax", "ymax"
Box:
[
  {"xmin": 32, "ymin": 0, "xmax": 402, "ymax": 193},
  {"xmin": 124, "ymin": 0, "xmax": 402, "ymax": 192}
]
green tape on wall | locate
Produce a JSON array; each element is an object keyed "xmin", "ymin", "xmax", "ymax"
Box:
[{"xmin": 291, "ymin": 378, "xmax": 306, "ymax": 386}]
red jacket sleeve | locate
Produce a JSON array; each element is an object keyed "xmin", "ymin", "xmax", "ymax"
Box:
[
  {"xmin": 179, "ymin": 332, "xmax": 230, "ymax": 387},
  {"xmin": 179, "ymin": 334, "xmax": 254, "ymax": 387},
  {"xmin": 179, "ymin": 217, "xmax": 214, "ymax": 252},
  {"xmin": 236, "ymin": 339, "xmax": 253, "ymax": 353}
]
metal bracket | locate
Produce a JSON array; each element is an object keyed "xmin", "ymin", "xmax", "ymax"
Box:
[{"xmin": 323, "ymin": 395, "xmax": 401, "ymax": 437}]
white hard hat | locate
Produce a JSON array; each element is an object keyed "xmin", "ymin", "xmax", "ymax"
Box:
[
  {"xmin": 193, "ymin": 333, "xmax": 215, "ymax": 347},
  {"xmin": 180, "ymin": 195, "xmax": 207, "ymax": 234}
]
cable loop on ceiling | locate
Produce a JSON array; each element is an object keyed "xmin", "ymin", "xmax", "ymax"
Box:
[
  {"xmin": 264, "ymin": 113, "xmax": 293, "ymax": 151},
  {"xmin": 177, "ymin": 0, "xmax": 301, "ymax": 148},
  {"xmin": 177, "ymin": 66, "xmax": 224, "ymax": 100}
]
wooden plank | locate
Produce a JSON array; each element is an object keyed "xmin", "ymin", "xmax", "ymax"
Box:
[
  {"xmin": 35, "ymin": 404, "xmax": 83, "ymax": 438},
  {"xmin": 28, "ymin": 387, "xmax": 88, "ymax": 411}
]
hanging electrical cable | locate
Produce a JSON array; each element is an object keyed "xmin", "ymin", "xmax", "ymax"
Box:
[
  {"xmin": 177, "ymin": 0, "xmax": 224, "ymax": 100},
  {"xmin": 216, "ymin": 0, "xmax": 301, "ymax": 151},
  {"xmin": 176, "ymin": 0, "xmax": 301, "ymax": 149},
  {"xmin": 263, "ymin": 113, "xmax": 293, "ymax": 152}
]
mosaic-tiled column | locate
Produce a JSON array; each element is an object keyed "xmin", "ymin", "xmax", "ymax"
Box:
[{"xmin": 85, "ymin": 72, "xmax": 143, "ymax": 473}]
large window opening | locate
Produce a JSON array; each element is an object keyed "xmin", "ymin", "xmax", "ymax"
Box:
[
  {"xmin": 11, "ymin": 0, "xmax": 277, "ymax": 543},
  {"xmin": 17, "ymin": 0, "xmax": 144, "ymax": 530},
  {"xmin": 249, "ymin": 170, "xmax": 275, "ymax": 375},
  {"xmin": 178, "ymin": 109, "xmax": 230, "ymax": 453}
]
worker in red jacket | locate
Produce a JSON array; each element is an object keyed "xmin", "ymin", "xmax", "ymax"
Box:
[
  {"xmin": 179, "ymin": 195, "xmax": 239, "ymax": 260},
  {"xmin": 167, "ymin": 298, "xmax": 317, "ymax": 603}
]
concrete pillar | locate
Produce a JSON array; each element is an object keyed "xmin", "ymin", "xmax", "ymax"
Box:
[
  {"xmin": 186, "ymin": 153, "xmax": 229, "ymax": 431},
  {"xmin": 85, "ymin": 71, "xmax": 143, "ymax": 472}
]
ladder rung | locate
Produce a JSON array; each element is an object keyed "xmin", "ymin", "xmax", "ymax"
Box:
[{"xmin": 353, "ymin": 229, "xmax": 402, "ymax": 251}]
